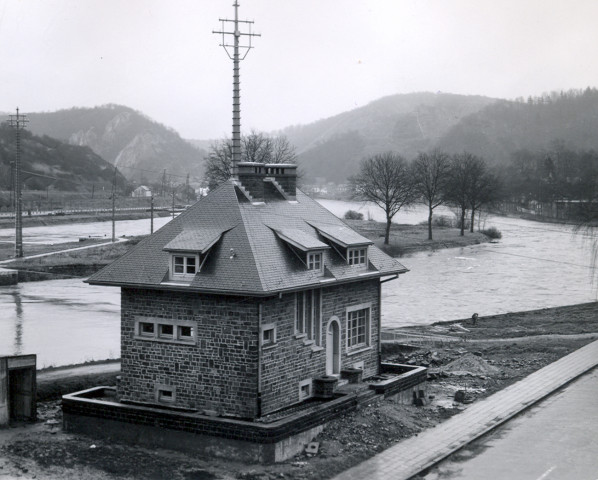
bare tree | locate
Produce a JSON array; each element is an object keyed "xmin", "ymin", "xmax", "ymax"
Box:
[
  {"xmin": 465, "ymin": 160, "xmax": 501, "ymax": 232},
  {"xmin": 204, "ymin": 132, "xmax": 296, "ymax": 189},
  {"xmin": 412, "ymin": 150, "xmax": 451, "ymax": 240},
  {"xmin": 204, "ymin": 139, "xmax": 233, "ymax": 190},
  {"xmin": 350, "ymin": 152, "xmax": 416, "ymax": 245},
  {"xmin": 446, "ymin": 152, "xmax": 475, "ymax": 236}
]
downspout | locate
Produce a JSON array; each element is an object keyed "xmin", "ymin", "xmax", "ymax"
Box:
[
  {"xmin": 257, "ymin": 301, "xmax": 262, "ymax": 417},
  {"xmin": 378, "ymin": 280, "xmax": 382, "ymax": 372}
]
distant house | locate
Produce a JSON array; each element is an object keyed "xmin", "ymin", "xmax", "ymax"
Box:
[
  {"xmin": 132, "ymin": 185, "xmax": 152, "ymax": 197},
  {"xmin": 87, "ymin": 163, "xmax": 407, "ymax": 419}
]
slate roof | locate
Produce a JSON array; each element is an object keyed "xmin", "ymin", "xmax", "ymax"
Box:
[
  {"xmin": 271, "ymin": 227, "xmax": 330, "ymax": 252},
  {"xmin": 87, "ymin": 180, "xmax": 408, "ymax": 295}
]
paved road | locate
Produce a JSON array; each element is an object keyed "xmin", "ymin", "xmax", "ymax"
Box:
[
  {"xmin": 422, "ymin": 368, "xmax": 598, "ymax": 480},
  {"xmin": 333, "ymin": 339, "xmax": 598, "ymax": 480}
]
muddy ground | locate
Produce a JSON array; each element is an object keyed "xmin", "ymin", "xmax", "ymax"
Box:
[{"xmin": 1, "ymin": 303, "xmax": 597, "ymax": 480}]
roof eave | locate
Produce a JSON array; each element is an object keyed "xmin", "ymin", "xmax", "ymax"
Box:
[{"xmin": 85, "ymin": 267, "xmax": 408, "ymax": 296}]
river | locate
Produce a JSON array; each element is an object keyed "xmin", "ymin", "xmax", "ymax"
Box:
[{"xmin": 0, "ymin": 199, "xmax": 596, "ymax": 367}]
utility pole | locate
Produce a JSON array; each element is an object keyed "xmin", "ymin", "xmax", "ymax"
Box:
[
  {"xmin": 111, "ymin": 166, "xmax": 118, "ymax": 242},
  {"xmin": 213, "ymin": 1, "xmax": 260, "ymax": 177},
  {"xmin": 171, "ymin": 185, "xmax": 175, "ymax": 219},
  {"xmin": 150, "ymin": 195, "xmax": 154, "ymax": 234},
  {"xmin": 161, "ymin": 169, "xmax": 166, "ymax": 197},
  {"xmin": 8, "ymin": 108, "xmax": 29, "ymax": 258},
  {"xmin": 186, "ymin": 173, "xmax": 190, "ymax": 204}
]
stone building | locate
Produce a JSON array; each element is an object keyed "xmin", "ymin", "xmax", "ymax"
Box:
[{"xmin": 87, "ymin": 163, "xmax": 407, "ymax": 419}]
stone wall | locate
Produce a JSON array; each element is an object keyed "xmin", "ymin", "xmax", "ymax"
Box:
[
  {"xmin": 120, "ymin": 288, "xmax": 259, "ymax": 418},
  {"xmin": 260, "ymin": 279, "xmax": 380, "ymax": 415}
]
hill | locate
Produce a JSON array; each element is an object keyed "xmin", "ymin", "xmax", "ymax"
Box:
[
  {"xmin": 280, "ymin": 92, "xmax": 497, "ymax": 182},
  {"xmin": 436, "ymin": 88, "xmax": 598, "ymax": 164},
  {"xmin": 0, "ymin": 122, "xmax": 125, "ymax": 200},
  {"xmin": 27, "ymin": 105, "xmax": 206, "ymax": 183}
]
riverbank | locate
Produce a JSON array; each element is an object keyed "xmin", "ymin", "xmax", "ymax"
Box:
[
  {"xmin": 345, "ymin": 219, "xmax": 493, "ymax": 256},
  {"xmin": 1, "ymin": 302, "xmax": 596, "ymax": 479}
]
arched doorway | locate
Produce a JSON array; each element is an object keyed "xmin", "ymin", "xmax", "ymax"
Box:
[{"xmin": 326, "ymin": 317, "xmax": 340, "ymax": 376}]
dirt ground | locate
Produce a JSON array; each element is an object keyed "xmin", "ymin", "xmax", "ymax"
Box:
[{"xmin": 1, "ymin": 303, "xmax": 597, "ymax": 480}]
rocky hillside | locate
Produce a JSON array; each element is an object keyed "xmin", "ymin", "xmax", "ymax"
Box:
[
  {"xmin": 281, "ymin": 92, "xmax": 497, "ymax": 182},
  {"xmin": 27, "ymin": 105, "xmax": 206, "ymax": 183},
  {"xmin": 0, "ymin": 122, "xmax": 125, "ymax": 198}
]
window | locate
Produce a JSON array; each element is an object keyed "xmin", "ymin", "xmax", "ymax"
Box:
[
  {"xmin": 158, "ymin": 389, "xmax": 174, "ymax": 402},
  {"xmin": 159, "ymin": 324, "xmax": 174, "ymax": 339},
  {"xmin": 178, "ymin": 325, "xmax": 193, "ymax": 340},
  {"xmin": 261, "ymin": 323, "xmax": 277, "ymax": 347},
  {"xmin": 171, "ymin": 255, "xmax": 198, "ymax": 279},
  {"xmin": 295, "ymin": 289, "xmax": 322, "ymax": 345},
  {"xmin": 307, "ymin": 252, "xmax": 322, "ymax": 271},
  {"xmin": 348, "ymin": 247, "xmax": 367, "ymax": 266},
  {"xmin": 346, "ymin": 305, "xmax": 371, "ymax": 350},
  {"xmin": 139, "ymin": 322, "xmax": 154, "ymax": 337},
  {"xmin": 298, "ymin": 379, "xmax": 312, "ymax": 401},
  {"xmin": 155, "ymin": 384, "xmax": 176, "ymax": 404},
  {"xmin": 134, "ymin": 317, "xmax": 196, "ymax": 345}
]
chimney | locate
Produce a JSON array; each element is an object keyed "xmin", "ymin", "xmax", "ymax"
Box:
[
  {"xmin": 237, "ymin": 162, "xmax": 266, "ymax": 201},
  {"xmin": 265, "ymin": 163, "xmax": 297, "ymax": 199},
  {"xmin": 237, "ymin": 162, "xmax": 297, "ymax": 202}
]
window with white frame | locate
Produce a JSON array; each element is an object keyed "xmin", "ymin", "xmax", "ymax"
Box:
[
  {"xmin": 134, "ymin": 317, "xmax": 196, "ymax": 345},
  {"xmin": 298, "ymin": 379, "xmax": 313, "ymax": 401},
  {"xmin": 261, "ymin": 323, "xmax": 277, "ymax": 347},
  {"xmin": 155, "ymin": 384, "xmax": 176, "ymax": 404},
  {"xmin": 171, "ymin": 255, "xmax": 199, "ymax": 279},
  {"xmin": 346, "ymin": 304, "xmax": 371, "ymax": 350},
  {"xmin": 295, "ymin": 289, "xmax": 322, "ymax": 345},
  {"xmin": 307, "ymin": 251, "xmax": 322, "ymax": 272},
  {"xmin": 347, "ymin": 247, "xmax": 367, "ymax": 266}
]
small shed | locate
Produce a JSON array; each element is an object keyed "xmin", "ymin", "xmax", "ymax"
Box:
[{"xmin": 0, "ymin": 354, "xmax": 36, "ymax": 426}]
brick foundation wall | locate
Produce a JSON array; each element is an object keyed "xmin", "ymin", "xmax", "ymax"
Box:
[
  {"xmin": 260, "ymin": 279, "xmax": 380, "ymax": 415},
  {"xmin": 63, "ymin": 387, "xmax": 357, "ymax": 445},
  {"xmin": 120, "ymin": 288, "xmax": 259, "ymax": 418}
]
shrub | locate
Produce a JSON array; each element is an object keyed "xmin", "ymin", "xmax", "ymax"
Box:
[
  {"xmin": 344, "ymin": 210, "xmax": 364, "ymax": 220},
  {"xmin": 482, "ymin": 226, "xmax": 502, "ymax": 239}
]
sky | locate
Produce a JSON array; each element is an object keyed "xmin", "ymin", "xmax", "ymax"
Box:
[{"xmin": 1, "ymin": 0, "xmax": 598, "ymax": 140}]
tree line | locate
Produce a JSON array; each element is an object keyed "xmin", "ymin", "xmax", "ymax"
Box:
[{"xmin": 350, "ymin": 150, "xmax": 501, "ymax": 244}]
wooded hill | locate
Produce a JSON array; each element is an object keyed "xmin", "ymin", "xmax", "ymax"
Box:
[
  {"xmin": 27, "ymin": 105, "xmax": 206, "ymax": 183},
  {"xmin": 282, "ymin": 92, "xmax": 497, "ymax": 182},
  {"xmin": 0, "ymin": 123, "xmax": 126, "ymax": 202},
  {"xmin": 436, "ymin": 88, "xmax": 598, "ymax": 164},
  {"xmin": 279, "ymin": 89, "xmax": 598, "ymax": 183}
]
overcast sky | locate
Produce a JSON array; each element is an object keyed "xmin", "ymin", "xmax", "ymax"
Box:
[{"xmin": 1, "ymin": 0, "xmax": 597, "ymax": 140}]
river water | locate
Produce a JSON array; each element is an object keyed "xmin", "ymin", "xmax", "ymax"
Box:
[{"xmin": 0, "ymin": 200, "xmax": 596, "ymax": 367}]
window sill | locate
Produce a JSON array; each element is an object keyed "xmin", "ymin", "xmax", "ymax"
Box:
[
  {"xmin": 262, "ymin": 343, "xmax": 277, "ymax": 351},
  {"xmin": 346, "ymin": 346, "xmax": 372, "ymax": 356},
  {"xmin": 302, "ymin": 339, "xmax": 315, "ymax": 346},
  {"xmin": 294, "ymin": 333, "xmax": 307, "ymax": 340},
  {"xmin": 134, "ymin": 335, "xmax": 196, "ymax": 346},
  {"xmin": 310, "ymin": 345, "xmax": 324, "ymax": 352}
]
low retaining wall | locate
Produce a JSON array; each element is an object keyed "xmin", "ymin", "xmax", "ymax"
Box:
[
  {"xmin": 63, "ymin": 386, "xmax": 357, "ymax": 463},
  {"xmin": 371, "ymin": 363, "xmax": 428, "ymax": 399}
]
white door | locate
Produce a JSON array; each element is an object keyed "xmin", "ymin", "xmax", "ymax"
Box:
[{"xmin": 326, "ymin": 318, "xmax": 340, "ymax": 376}]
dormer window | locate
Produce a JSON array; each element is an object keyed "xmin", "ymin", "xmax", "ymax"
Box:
[
  {"xmin": 172, "ymin": 255, "xmax": 198, "ymax": 278},
  {"xmin": 307, "ymin": 251, "xmax": 322, "ymax": 272},
  {"xmin": 348, "ymin": 247, "xmax": 367, "ymax": 266},
  {"xmin": 271, "ymin": 226, "xmax": 329, "ymax": 274},
  {"xmin": 162, "ymin": 226, "xmax": 232, "ymax": 283}
]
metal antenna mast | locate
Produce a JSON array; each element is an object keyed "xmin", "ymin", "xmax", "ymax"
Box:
[
  {"xmin": 8, "ymin": 108, "xmax": 29, "ymax": 258},
  {"xmin": 213, "ymin": 1, "xmax": 260, "ymax": 177}
]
